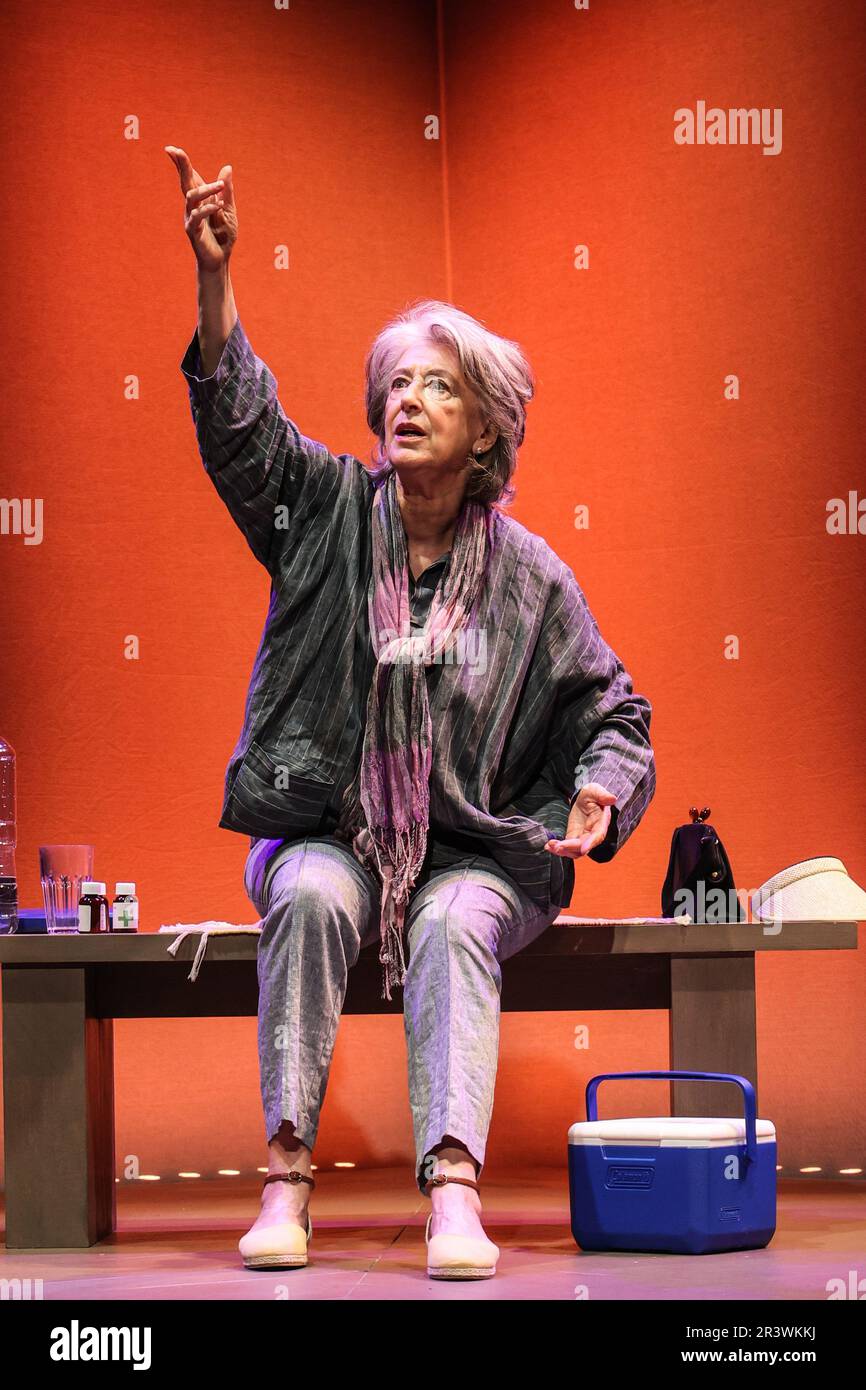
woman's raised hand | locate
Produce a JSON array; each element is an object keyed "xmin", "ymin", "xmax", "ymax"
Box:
[{"xmin": 165, "ymin": 146, "xmax": 237, "ymax": 272}]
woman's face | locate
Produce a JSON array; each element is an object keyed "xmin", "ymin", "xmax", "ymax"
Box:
[{"xmin": 382, "ymin": 331, "xmax": 496, "ymax": 479}]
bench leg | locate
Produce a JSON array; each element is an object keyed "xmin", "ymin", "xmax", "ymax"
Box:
[
  {"xmin": 2, "ymin": 966, "xmax": 115, "ymax": 1249},
  {"xmin": 668, "ymin": 953, "xmax": 758, "ymax": 1116}
]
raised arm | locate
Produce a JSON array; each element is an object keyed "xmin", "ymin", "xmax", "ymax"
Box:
[
  {"xmin": 165, "ymin": 145, "xmax": 238, "ymax": 371},
  {"xmin": 167, "ymin": 146, "xmax": 349, "ymax": 573}
]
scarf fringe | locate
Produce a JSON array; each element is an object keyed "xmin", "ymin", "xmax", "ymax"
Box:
[{"xmin": 373, "ymin": 823, "xmax": 426, "ymax": 1000}]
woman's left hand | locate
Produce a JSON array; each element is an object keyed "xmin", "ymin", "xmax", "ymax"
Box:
[{"xmin": 544, "ymin": 782, "xmax": 617, "ymax": 858}]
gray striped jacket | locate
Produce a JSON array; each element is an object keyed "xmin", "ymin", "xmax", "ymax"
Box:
[{"xmin": 179, "ymin": 318, "xmax": 657, "ymax": 913}]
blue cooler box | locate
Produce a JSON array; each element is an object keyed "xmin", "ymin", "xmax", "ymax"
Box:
[{"xmin": 568, "ymin": 1070, "xmax": 777, "ymax": 1255}]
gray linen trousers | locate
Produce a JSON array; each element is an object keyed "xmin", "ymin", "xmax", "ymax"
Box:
[{"xmin": 244, "ymin": 830, "xmax": 562, "ymax": 1195}]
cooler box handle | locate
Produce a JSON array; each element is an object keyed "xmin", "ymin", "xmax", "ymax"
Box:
[{"xmin": 585, "ymin": 1071, "xmax": 759, "ymax": 1167}]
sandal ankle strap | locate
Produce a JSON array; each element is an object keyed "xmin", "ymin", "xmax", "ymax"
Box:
[
  {"xmin": 423, "ymin": 1174, "xmax": 480, "ymax": 1197},
  {"xmin": 262, "ymin": 1169, "xmax": 316, "ymax": 1191}
]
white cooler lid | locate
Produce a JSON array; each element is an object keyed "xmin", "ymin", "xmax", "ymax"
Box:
[{"xmin": 568, "ymin": 1116, "xmax": 776, "ymax": 1146}]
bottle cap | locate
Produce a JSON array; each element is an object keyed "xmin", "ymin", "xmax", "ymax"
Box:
[
  {"xmin": 80, "ymin": 881, "xmax": 99, "ymax": 895},
  {"xmin": 115, "ymin": 882, "xmax": 136, "ymax": 895}
]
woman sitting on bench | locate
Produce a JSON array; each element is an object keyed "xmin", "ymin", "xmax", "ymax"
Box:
[{"xmin": 168, "ymin": 145, "xmax": 656, "ymax": 1280}]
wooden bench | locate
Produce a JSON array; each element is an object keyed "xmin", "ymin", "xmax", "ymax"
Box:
[{"xmin": 0, "ymin": 911, "xmax": 858, "ymax": 1249}]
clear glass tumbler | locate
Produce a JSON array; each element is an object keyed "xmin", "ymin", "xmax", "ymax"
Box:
[{"xmin": 39, "ymin": 845, "xmax": 94, "ymax": 934}]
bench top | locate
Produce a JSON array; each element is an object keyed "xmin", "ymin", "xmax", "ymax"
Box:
[{"xmin": 0, "ymin": 913, "xmax": 858, "ymax": 963}]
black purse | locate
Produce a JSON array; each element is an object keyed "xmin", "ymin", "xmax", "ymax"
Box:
[{"xmin": 661, "ymin": 805, "xmax": 745, "ymax": 922}]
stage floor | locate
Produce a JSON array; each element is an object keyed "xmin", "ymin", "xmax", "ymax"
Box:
[{"xmin": 1, "ymin": 1171, "xmax": 863, "ymax": 1301}]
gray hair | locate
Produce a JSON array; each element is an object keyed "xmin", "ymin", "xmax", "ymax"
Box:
[{"xmin": 363, "ymin": 298, "xmax": 536, "ymax": 508}]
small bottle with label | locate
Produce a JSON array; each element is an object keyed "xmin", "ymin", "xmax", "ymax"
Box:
[
  {"xmin": 111, "ymin": 882, "xmax": 139, "ymax": 933},
  {"xmin": 78, "ymin": 881, "xmax": 110, "ymax": 934}
]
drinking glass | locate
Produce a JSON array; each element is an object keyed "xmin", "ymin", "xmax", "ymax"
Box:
[{"xmin": 39, "ymin": 845, "xmax": 94, "ymax": 934}]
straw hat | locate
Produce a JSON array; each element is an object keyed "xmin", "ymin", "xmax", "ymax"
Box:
[{"xmin": 752, "ymin": 857, "xmax": 866, "ymax": 923}]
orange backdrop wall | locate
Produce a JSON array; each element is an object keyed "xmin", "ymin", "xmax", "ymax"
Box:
[{"xmin": 1, "ymin": 0, "xmax": 864, "ymax": 1186}]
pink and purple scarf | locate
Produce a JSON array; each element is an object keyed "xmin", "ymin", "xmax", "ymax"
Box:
[{"xmin": 336, "ymin": 467, "xmax": 493, "ymax": 1000}]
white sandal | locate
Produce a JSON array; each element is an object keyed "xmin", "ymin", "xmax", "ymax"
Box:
[
  {"xmin": 423, "ymin": 1174, "xmax": 499, "ymax": 1279},
  {"xmin": 239, "ymin": 1170, "xmax": 315, "ymax": 1270}
]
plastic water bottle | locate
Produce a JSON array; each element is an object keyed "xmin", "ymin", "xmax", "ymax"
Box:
[{"xmin": 0, "ymin": 736, "xmax": 18, "ymax": 933}]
